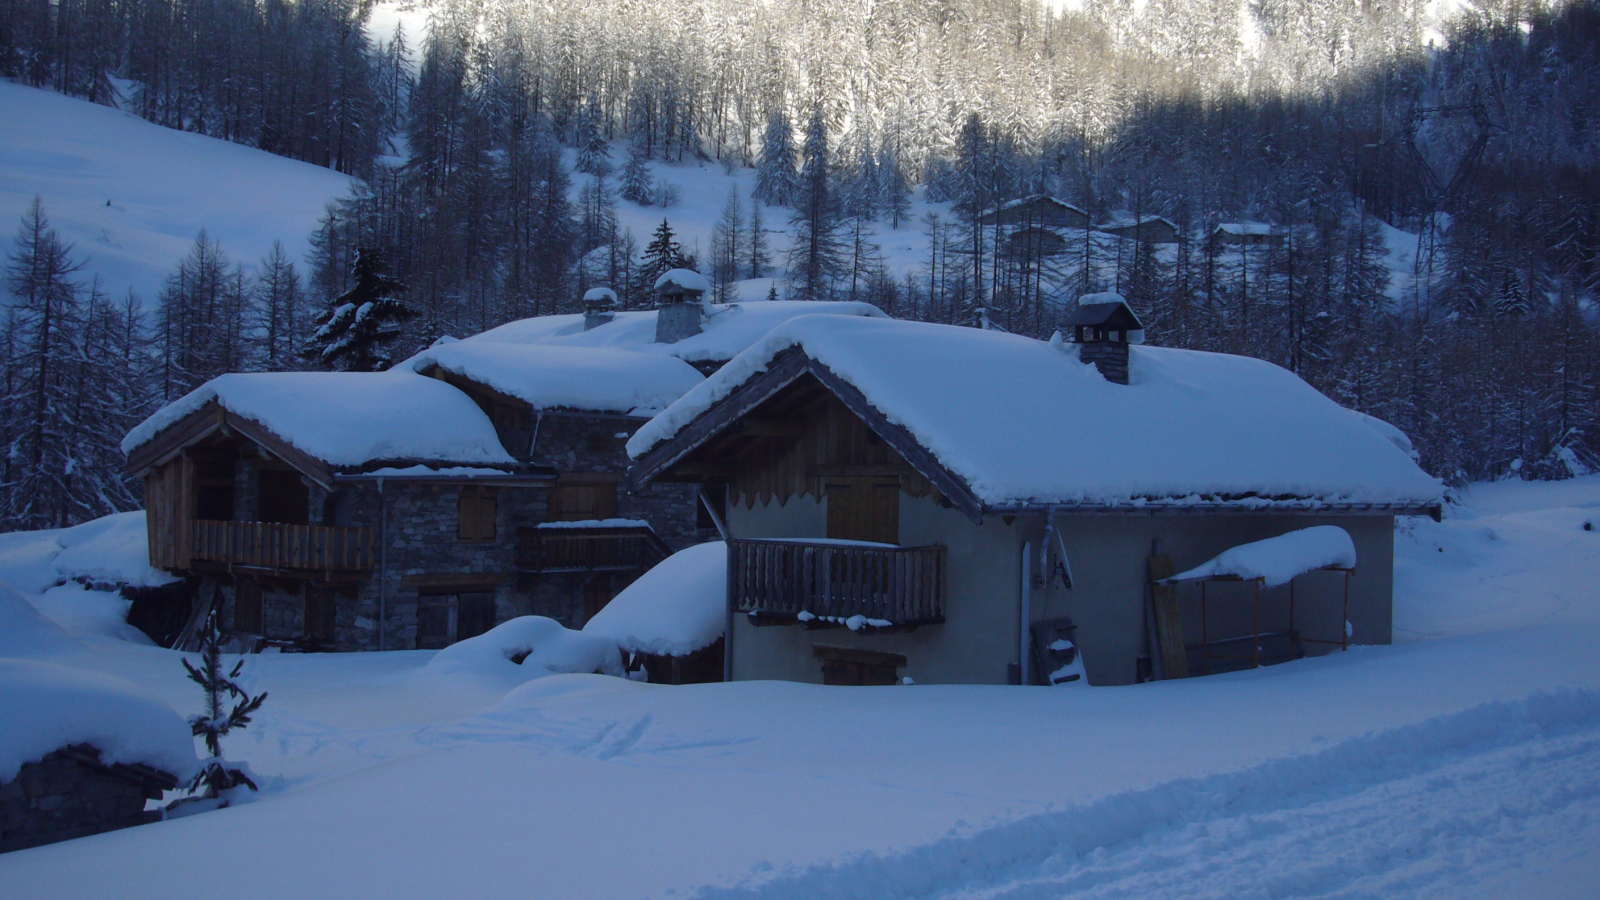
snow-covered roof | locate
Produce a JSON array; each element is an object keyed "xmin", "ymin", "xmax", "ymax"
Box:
[
  {"xmin": 1167, "ymin": 526, "xmax": 1357, "ymax": 587},
  {"xmin": 459, "ymin": 299, "xmax": 887, "ymax": 366},
  {"xmin": 122, "ymin": 372, "xmax": 516, "ymax": 469},
  {"xmin": 1099, "ymin": 212, "xmax": 1177, "ymax": 230},
  {"xmin": 583, "ymin": 287, "xmax": 619, "ymax": 304},
  {"xmin": 629, "ymin": 316, "xmax": 1445, "ymax": 511},
  {"xmin": 582, "ymin": 541, "xmax": 726, "ymax": 656},
  {"xmin": 405, "ymin": 343, "xmax": 704, "ymax": 415},
  {"xmin": 655, "ymin": 268, "xmax": 711, "ymax": 294},
  {"xmin": 1214, "ymin": 221, "xmax": 1276, "ymax": 235},
  {"xmin": 0, "ymin": 659, "xmax": 199, "ymax": 782}
]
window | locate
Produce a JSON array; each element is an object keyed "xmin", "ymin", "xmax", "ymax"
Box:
[
  {"xmin": 814, "ymin": 646, "xmax": 905, "ymax": 686},
  {"xmin": 416, "ymin": 592, "xmax": 496, "ymax": 649},
  {"xmin": 458, "ymin": 487, "xmax": 498, "ymax": 542},
  {"xmin": 257, "ymin": 469, "xmax": 310, "ymax": 525},
  {"xmin": 193, "ymin": 459, "xmax": 235, "ymax": 521},
  {"xmin": 548, "ymin": 478, "xmax": 617, "ymax": 522},
  {"xmin": 233, "ymin": 579, "xmax": 263, "ymax": 634}
]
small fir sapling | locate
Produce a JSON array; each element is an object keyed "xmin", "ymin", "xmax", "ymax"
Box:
[{"xmin": 182, "ymin": 613, "xmax": 267, "ymax": 800}]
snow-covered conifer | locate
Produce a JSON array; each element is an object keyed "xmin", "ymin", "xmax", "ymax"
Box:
[{"xmin": 305, "ymin": 249, "xmax": 414, "ymax": 372}]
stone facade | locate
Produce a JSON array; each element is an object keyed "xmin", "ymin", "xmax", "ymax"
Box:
[
  {"xmin": 0, "ymin": 747, "xmax": 170, "ymax": 853},
  {"xmin": 224, "ymin": 411, "xmax": 709, "ymax": 651}
]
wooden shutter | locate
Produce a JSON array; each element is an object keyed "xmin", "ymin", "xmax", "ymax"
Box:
[
  {"xmin": 824, "ymin": 477, "xmax": 900, "ymax": 544},
  {"xmin": 550, "ymin": 479, "xmax": 617, "ymax": 522},
  {"xmin": 458, "ymin": 488, "xmax": 498, "ymax": 541},
  {"xmin": 416, "ymin": 595, "xmax": 452, "ymax": 649}
]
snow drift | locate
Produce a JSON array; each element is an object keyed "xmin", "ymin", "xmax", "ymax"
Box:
[
  {"xmin": 583, "ymin": 542, "xmax": 726, "ymax": 657},
  {"xmin": 1167, "ymin": 526, "xmax": 1357, "ymax": 587},
  {"xmin": 420, "ymin": 617, "xmax": 624, "ymax": 689},
  {"xmin": 0, "ymin": 658, "xmax": 198, "ymax": 782}
]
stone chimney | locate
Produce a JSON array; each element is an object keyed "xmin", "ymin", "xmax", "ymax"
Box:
[
  {"xmin": 653, "ymin": 268, "xmax": 710, "ymax": 344},
  {"xmin": 582, "ymin": 287, "xmax": 618, "ymax": 331},
  {"xmin": 1062, "ymin": 293, "xmax": 1143, "ymax": 386}
]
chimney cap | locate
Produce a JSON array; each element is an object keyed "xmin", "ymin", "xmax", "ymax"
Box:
[
  {"xmin": 1062, "ymin": 297, "xmax": 1143, "ymax": 334},
  {"xmin": 654, "ymin": 268, "xmax": 710, "ymax": 300},
  {"xmin": 583, "ymin": 286, "xmax": 619, "ymax": 308}
]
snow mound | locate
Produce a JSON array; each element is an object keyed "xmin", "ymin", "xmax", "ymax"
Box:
[
  {"xmin": 0, "ymin": 579, "xmax": 81, "ymax": 658},
  {"xmin": 53, "ymin": 511, "xmax": 178, "ymax": 588},
  {"xmin": 582, "ymin": 287, "xmax": 619, "ymax": 305},
  {"xmin": 421, "ymin": 616, "xmax": 624, "ymax": 689},
  {"xmin": 0, "ymin": 658, "xmax": 198, "ymax": 782},
  {"xmin": 654, "ymin": 268, "xmax": 711, "ymax": 294},
  {"xmin": 629, "ymin": 316, "xmax": 1444, "ymax": 509},
  {"xmin": 583, "ymin": 542, "xmax": 726, "ymax": 657},
  {"xmin": 493, "ymin": 672, "xmax": 651, "ymax": 711},
  {"xmin": 1077, "ymin": 291, "xmax": 1126, "ymax": 306},
  {"xmin": 404, "ymin": 343, "xmax": 704, "ymax": 414},
  {"xmin": 1168, "ymin": 526, "xmax": 1357, "ymax": 587},
  {"xmin": 122, "ymin": 371, "xmax": 515, "ymax": 468}
]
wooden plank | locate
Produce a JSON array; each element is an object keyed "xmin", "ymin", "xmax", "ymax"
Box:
[{"xmin": 1149, "ymin": 554, "xmax": 1190, "ymax": 679}]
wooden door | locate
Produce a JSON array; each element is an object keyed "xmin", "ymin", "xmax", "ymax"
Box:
[
  {"xmin": 825, "ymin": 477, "xmax": 900, "ymax": 544},
  {"xmin": 233, "ymin": 579, "xmax": 263, "ymax": 634},
  {"xmin": 456, "ymin": 593, "xmax": 496, "ymax": 642},
  {"xmin": 416, "ymin": 595, "xmax": 453, "ymax": 649}
]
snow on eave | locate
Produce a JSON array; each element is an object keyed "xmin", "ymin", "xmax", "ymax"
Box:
[{"xmin": 630, "ymin": 317, "xmax": 1446, "ymax": 511}]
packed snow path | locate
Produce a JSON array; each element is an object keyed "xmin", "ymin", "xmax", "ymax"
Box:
[{"xmin": 694, "ymin": 692, "xmax": 1600, "ymax": 900}]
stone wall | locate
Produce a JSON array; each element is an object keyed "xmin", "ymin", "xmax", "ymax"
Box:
[{"xmin": 0, "ymin": 748, "xmax": 164, "ymax": 853}]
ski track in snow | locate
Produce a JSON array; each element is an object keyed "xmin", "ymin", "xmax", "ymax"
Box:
[{"xmin": 692, "ymin": 691, "xmax": 1600, "ymax": 900}]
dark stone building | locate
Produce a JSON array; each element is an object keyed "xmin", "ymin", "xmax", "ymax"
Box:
[{"xmin": 1, "ymin": 745, "xmax": 178, "ymax": 854}]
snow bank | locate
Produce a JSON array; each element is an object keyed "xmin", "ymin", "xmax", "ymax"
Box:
[
  {"xmin": 536, "ymin": 518, "xmax": 650, "ymax": 529},
  {"xmin": 583, "ymin": 542, "xmax": 726, "ymax": 657},
  {"xmin": 1168, "ymin": 526, "xmax": 1357, "ymax": 587},
  {"xmin": 0, "ymin": 659, "xmax": 198, "ymax": 782},
  {"xmin": 121, "ymin": 372, "xmax": 515, "ymax": 468},
  {"xmin": 53, "ymin": 511, "xmax": 177, "ymax": 588},
  {"xmin": 420, "ymin": 617, "xmax": 623, "ymax": 689},
  {"xmin": 463, "ymin": 300, "xmax": 887, "ymax": 366},
  {"xmin": 404, "ymin": 343, "xmax": 703, "ymax": 414},
  {"xmin": 629, "ymin": 316, "xmax": 1445, "ymax": 509},
  {"xmin": 0, "ymin": 580, "xmax": 80, "ymax": 658}
]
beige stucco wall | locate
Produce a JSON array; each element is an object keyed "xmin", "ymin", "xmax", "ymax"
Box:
[{"xmin": 725, "ymin": 492, "xmax": 1396, "ymax": 687}]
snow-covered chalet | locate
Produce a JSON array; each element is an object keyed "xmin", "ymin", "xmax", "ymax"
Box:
[
  {"xmin": 121, "ymin": 274, "xmax": 884, "ymax": 652},
  {"xmin": 626, "ymin": 301, "xmax": 1445, "ymax": 686}
]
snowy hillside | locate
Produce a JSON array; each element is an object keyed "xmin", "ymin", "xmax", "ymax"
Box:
[
  {"xmin": 0, "ymin": 81, "xmax": 353, "ymax": 300},
  {"xmin": 1, "ymin": 478, "xmax": 1599, "ymax": 896}
]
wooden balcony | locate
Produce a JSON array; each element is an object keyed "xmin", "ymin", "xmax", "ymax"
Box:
[
  {"xmin": 728, "ymin": 539, "xmax": 946, "ymax": 627},
  {"xmin": 516, "ymin": 523, "xmax": 670, "ymax": 574},
  {"xmin": 191, "ymin": 520, "xmax": 374, "ymax": 573}
]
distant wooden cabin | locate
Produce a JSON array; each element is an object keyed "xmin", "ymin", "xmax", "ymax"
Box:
[
  {"xmin": 1002, "ymin": 226, "xmax": 1069, "ymax": 259},
  {"xmin": 627, "ymin": 315, "xmax": 1442, "ymax": 687},
  {"xmin": 979, "ymin": 195, "xmax": 1090, "ymax": 230},
  {"xmin": 1210, "ymin": 222, "xmax": 1283, "ymax": 249},
  {"xmin": 1097, "ymin": 214, "xmax": 1180, "ymax": 244}
]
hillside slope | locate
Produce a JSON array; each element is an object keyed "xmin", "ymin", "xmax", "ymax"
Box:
[{"xmin": 0, "ymin": 81, "xmax": 353, "ymax": 300}]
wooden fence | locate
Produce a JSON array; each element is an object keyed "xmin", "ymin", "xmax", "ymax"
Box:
[
  {"xmin": 728, "ymin": 539, "xmax": 946, "ymax": 625},
  {"xmin": 191, "ymin": 520, "xmax": 374, "ymax": 572}
]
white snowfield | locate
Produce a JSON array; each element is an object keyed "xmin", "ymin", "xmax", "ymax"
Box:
[
  {"xmin": 583, "ymin": 541, "xmax": 727, "ymax": 657},
  {"xmin": 0, "ymin": 81, "xmax": 352, "ymax": 301},
  {"xmin": 0, "ymin": 658, "xmax": 197, "ymax": 783},
  {"xmin": 119, "ymin": 371, "xmax": 516, "ymax": 468},
  {"xmin": 464, "ymin": 299, "xmax": 887, "ymax": 366},
  {"xmin": 2, "ymin": 476, "xmax": 1600, "ymax": 898},
  {"xmin": 629, "ymin": 316, "xmax": 1446, "ymax": 509},
  {"xmin": 1168, "ymin": 525, "xmax": 1358, "ymax": 586},
  {"xmin": 402, "ymin": 342, "xmax": 706, "ymax": 415}
]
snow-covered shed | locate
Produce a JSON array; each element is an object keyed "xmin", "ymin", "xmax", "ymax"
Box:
[
  {"xmin": 1211, "ymin": 221, "xmax": 1283, "ymax": 248},
  {"xmin": 627, "ymin": 315, "xmax": 1443, "ymax": 686},
  {"xmin": 1, "ymin": 660, "xmax": 195, "ymax": 852},
  {"xmin": 978, "ymin": 195, "xmax": 1091, "ymax": 230},
  {"xmin": 1096, "ymin": 213, "xmax": 1180, "ymax": 244}
]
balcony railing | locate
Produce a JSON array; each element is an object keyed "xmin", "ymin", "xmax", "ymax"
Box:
[
  {"xmin": 728, "ymin": 539, "xmax": 946, "ymax": 626},
  {"xmin": 517, "ymin": 523, "xmax": 670, "ymax": 574},
  {"xmin": 191, "ymin": 520, "xmax": 374, "ymax": 572}
]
